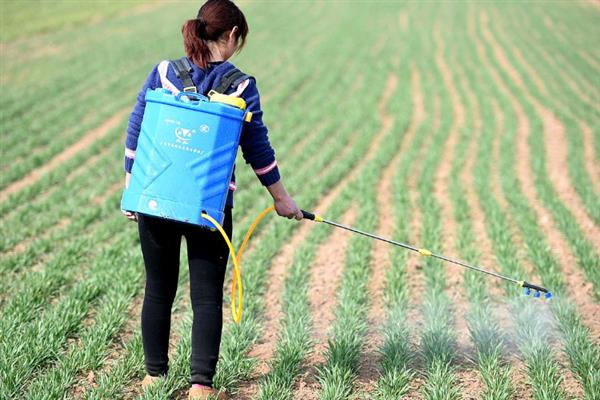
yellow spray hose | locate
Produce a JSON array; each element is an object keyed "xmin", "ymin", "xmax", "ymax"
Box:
[{"xmin": 201, "ymin": 205, "xmax": 275, "ymax": 324}]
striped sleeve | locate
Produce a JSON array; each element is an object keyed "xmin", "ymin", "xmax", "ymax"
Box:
[{"xmin": 237, "ymin": 78, "xmax": 280, "ymax": 186}]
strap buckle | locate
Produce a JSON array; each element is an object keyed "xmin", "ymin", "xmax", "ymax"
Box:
[{"xmin": 183, "ymin": 86, "xmax": 197, "ymax": 93}]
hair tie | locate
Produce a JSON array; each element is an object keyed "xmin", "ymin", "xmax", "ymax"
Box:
[{"xmin": 196, "ymin": 17, "xmax": 207, "ymax": 38}]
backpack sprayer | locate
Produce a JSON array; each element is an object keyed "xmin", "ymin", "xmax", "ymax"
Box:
[
  {"xmin": 121, "ymin": 58, "xmax": 255, "ymax": 323},
  {"xmin": 123, "ymin": 58, "xmax": 551, "ymax": 325}
]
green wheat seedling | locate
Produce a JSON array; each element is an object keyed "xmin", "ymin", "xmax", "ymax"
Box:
[
  {"xmin": 415, "ymin": 35, "xmax": 460, "ymax": 399},
  {"xmin": 468, "ymin": 12, "xmax": 599, "ymax": 397},
  {"xmin": 484, "ymin": 5, "xmax": 600, "ymax": 298},
  {"xmin": 0, "ymin": 134, "xmax": 122, "ymax": 255},
  {"xmin": 84, "ymin": 252, "xmax": 189, "ymax": 400},
  {"xmin": 447, "ymin": 38, "xmax": 514, "ymax": 399},
  {"xmin": 255, "ymin": 199, "xmax": 351, "ymax": 400},
  {"xmin": 1, "ymin": 1, "xmax": 599, "ymax": 399}
]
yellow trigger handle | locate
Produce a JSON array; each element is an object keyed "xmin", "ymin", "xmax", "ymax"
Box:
[
  {"xmin": 201, "ymin": 205, "xmax": 275, "ymax": 324},
  {"xmin": 208, "ymin": 90, "xmax": 247, "ymax": 110}
]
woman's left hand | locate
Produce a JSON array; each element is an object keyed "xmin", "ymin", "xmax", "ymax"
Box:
[
  {"xmin": 267, "ymin": 180, "xmax": 303, "ymax": 220},
  {"xmin": 274, "ymin": 194, "xmax": 303, "ymax": 220}
]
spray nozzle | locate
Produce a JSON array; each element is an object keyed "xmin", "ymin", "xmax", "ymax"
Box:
[
  {"xmin": 519, "ymin": 280, "xmax": 552, "ymax": 300},
  {"xmin": 521, "ymin": 282, "xmax": 552, "ymax": 300}
]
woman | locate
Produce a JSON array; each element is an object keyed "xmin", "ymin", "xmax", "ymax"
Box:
[{"xmin": 122, "ymin": 1, "xmax": 302, "ymax": 398}]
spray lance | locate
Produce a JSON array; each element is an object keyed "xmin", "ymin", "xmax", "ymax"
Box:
[
  {"xmin": 300, "ymin": 210, "xmax": 552, "ymax": 300},
  {"xmin": 201, "ymin": 206, "xmax": 552, "ymax": 325}
]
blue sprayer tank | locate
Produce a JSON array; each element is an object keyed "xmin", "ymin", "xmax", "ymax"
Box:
[{"xmin": 121, "ymin": 88, "xmax": 252, "ymax": 228}]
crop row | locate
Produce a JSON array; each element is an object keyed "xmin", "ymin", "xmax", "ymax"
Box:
[{"xmin": 469, "ymin": 5, "xmax": 600, "ymax": 398}]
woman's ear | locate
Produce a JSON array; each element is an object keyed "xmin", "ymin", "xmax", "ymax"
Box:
[{"xmin": 229, "ymin": 26, "xmax": 239, "ymax": 41}]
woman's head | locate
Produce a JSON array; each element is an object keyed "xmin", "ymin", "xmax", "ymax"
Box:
[{"xmin": 182, "ymin": 0, "xmax": 249, "ymax": 69}]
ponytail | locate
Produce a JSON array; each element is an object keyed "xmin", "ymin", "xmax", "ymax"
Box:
[
  {"xmin": 182, "ymin": 19, "xmax": 213, "ymax": 69},
  {"xmin": 181, "ymin": 0, "xmax": 249, "ymax": 70}
]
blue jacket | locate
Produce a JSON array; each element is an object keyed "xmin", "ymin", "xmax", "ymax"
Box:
[{"xmin": 124, "ymin": 58, "xmax": 280, "ymax": 207}]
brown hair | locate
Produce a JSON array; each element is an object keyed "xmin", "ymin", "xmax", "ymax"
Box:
[{"xmin": 182, "ymin": 0, "xmax": 249, "ymax": 69}]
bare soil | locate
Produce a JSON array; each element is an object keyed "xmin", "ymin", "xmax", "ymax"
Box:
[
  {"xmin": 355, "ymin": 67, "xmax": 424, "ymax": 393},
  {"xmin": 509, "ymin": 45, "xmax": 548, "ymax": 96},
  {"xmin": 578, "ymin": 49, "xmax": 600, "ymax": 73},
  {"xmin": 1, "ymin": 108, "xmax": 129, "ymax": 201},
  {"xmin": 479, "ymin": 9, "xmax": 591, "ymax": 397},
  {"xmin": 290, "ymin": 206, "xmax": 358, "ymax": 400},
  {"xmin": 236, "ymin": 72, "xmax": 401, "ymax": 399},
  {"xmin": 580, "ymin": 121, "xmax": 600, "ymax": 194},
  {"xmin": 401, "ymin": 90, "xmax": 442, "ymax": 399},
  {"xmin": 72, "ymin": 292, "xmax": 145, "ymax": 399},
  {"xmin": 431, "ymin": 27, "xmax": 484, "ymax": 396},
  {"xmin": 481, "ymin": 9, "xmax": 600, "ymax": 340},
  {"xmin": 461, "ymin": 21, "xmax": 531, "ymax": 395},
  {"xmin": 539, "ymin": 107, "xmax": 600, "ymax": 249}
]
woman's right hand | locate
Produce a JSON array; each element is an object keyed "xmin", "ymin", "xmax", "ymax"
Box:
[
  {"xmin": 122, "ymin": 210, "xmax": 138, "ymax": 222},
  {"xmin": 122, "ymin": 172, "xmax": 137, "ymax": 222},
  {"xmin": 125, "ymin": 172, "xmax": 132, "ymax": 189}
]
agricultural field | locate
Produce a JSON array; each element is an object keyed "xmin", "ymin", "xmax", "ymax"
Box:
[{"xmin": 1, "ymin": 0, "xmax": 599, "ymax": 399}]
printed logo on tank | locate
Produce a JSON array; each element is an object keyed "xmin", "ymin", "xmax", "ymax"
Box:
[
  {"xmin": 160, "ymin": 118, "xmax": 206, "ymax": 155},
  {"xmin": 175, "ymin": 127, "xmax": 195, "ymax": 144}
]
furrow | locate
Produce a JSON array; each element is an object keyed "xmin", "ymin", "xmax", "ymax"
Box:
[
  {"xmin": 1, "ymin": 108, "xmax": 129, "ymax": 200},
  {"xmin": 480, "ymin": 12, "xmax": 600, "ymax": 250}
]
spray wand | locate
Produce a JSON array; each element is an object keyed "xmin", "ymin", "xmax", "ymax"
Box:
[
  {"xmin": 201, "ymin": 205, "xmax": 553, "ymax": 325},
  {"xmin": 300, "ymin": 210, "xmax": 552, "ymax": 300}
]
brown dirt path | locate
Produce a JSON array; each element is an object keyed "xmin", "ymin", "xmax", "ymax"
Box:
[
  {"xmin": 494, "ymin": 11, "xmax": 600, "ymax": 197},
  {"xmin": 290, "ymin": 207, "xmax": 359, "ymax": 400},
  {"xmin": 491, "ymin": 95, "xmax": 586, "ymax": 395},
  {"xmin": 580, "ymin": 121, "xmax": 600, "ymax": 195},
  {"xmin": 2, "ymin": 143, "xmax": 115, "ymax": 257},
  {"xmin": 1, "ymin": 108, "xmax": 129, "ymax": 200},
  {"xmin": 431, "ymin": 27, "xmax": 486, "ymax": 396},
  {"xmin": 578, "ymin": 49, "xmax": 600, "ymax": 73},
  {"xmin": 538, "ymin": 108, "xmax": 600, "ymax": 246},
  {"xmin": 235, "ymin": 73, "xmax": 400, "ymax": 399},
  {"xmin": 474, "ymin": 9, "xmax": 592, "ymax": 397},
  {"xmin": 457, "ymin": 79, "xmax": 510, "ymax": 323},
  {"xmin": 71, "ymin": 292, "xmax": 145, "ymax": 399},
  {"xmin": 462, "ymin": 82, "xmax": 528, "ymax": 397},
  {"xmin": 497, "ymin": 15, "xmax": 600, "ymax": 198},
  {"xmin": 528, "ymin": 15, "xmax": 600, "ymax": 114},
  {"xmin": 487, "ymin": 98, "xmax": 538, "ymax": 282},
  {"xmin": 461, "ymin": 13, "xmax": 528, "ymax": 391},
  {"xmin": 479, "ymin": 10, "xmax": 600, "ymax": 336},
  {"xmin": 509, "ymin": 45, "xmax": 548, "ymax": 97},
  {"xmin": 401, "ymin": 89, "xmax": 442, "ymax": 400},
  {"xmin": 473, "ymin": 7, "xmax": 591, "ymax": 396},
  {"xmin": 482, "ymin": 11, "xmax": 600, "ymax": 250},
  {"xmin": 354, "ymin": 66, "xmax": 424, "ymax": 392}
]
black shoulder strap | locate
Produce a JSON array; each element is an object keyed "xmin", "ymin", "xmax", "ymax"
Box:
[
  {"xmin": 170, "ymin": 57, "xmax": 197, "ymax": 93},
  {"xmin": 213, "ymin": 68, "xmax": 252, "ymax": 94}
]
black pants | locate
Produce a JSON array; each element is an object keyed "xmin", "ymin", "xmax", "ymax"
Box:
[{"xmin": 137, "ymin": 207, "xmax": 232, "ymax": 387}]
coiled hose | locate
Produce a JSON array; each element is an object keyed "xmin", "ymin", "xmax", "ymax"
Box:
[{"xmin": 201, "ymin": 205, "xmax": 275, "ymax": 324}]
